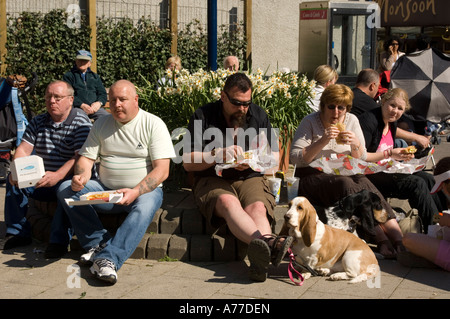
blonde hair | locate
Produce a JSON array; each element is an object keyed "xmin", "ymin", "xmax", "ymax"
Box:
[
  {"xmin": 319, "ymin": 84, "xmax": 353, "ymax": 112},
  {"xmin": 165, "ymin": 55, "xmax": 182, "ymax": 70},
  {"xmin": 314, "ymin": 65, "xmax": 338, "ymax": 86},
  {"xmin": 381, "ymin": 88, "xmax": 411, "ymax": 111}
]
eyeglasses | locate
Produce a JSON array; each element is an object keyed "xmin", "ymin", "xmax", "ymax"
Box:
[
  {"xmin": 45, "ymin": 95, "xmax": 70, "ymax": 102},
  {"xmin": 392, "ymin": 43, "xmax": 399, "ymax": 46},
  {"xmin": 225, "ymin": 91, "xmax": 252, "ymax": 107},
  {"xmin": 327, "ymin": 104, "xmax": 346, "ymax": 112}
]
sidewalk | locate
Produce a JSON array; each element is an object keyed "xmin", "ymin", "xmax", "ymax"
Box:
[{"xmin": 0, "ymin": 137, "xmax": 449, "ymax": 302}]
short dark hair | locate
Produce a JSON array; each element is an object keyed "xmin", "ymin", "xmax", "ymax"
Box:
[
  {"xmin": 223, "ymin": 72, "xmax": 252, "ymax": 94},
  {"xmin": 384, "ymin": 36, "xmax": 401, "ymax": 51},
  {"xmin": 356, "ymin": 69, "xmax": 379, "ymax": 86}
]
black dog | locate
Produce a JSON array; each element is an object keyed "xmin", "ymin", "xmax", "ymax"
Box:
[{"xmin": 315, "ymin": 190, "xmax": 388, "ymax": 241}]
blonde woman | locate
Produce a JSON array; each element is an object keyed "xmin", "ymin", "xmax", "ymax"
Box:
[
  {"xmin": 307, "ymin": 65, "xmax": 338, "ymax": 113},
  {"xmin": 358, "ymin": 88, "xmax": 445, "ymax": 236},
  {"xmin": 158, "ymin": 55, "xmax": 182, "ymax": 87},
  {"xmin": 165, "ymin": 55, "xmax": 182, "ymax": 71}
]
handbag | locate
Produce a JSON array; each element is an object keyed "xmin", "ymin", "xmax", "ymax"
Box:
[{"xmin": 394, "ymin": 207, "xmax": 423, "ymax": 234}]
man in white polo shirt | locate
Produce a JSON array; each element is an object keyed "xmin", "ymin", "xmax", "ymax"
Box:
[{"xmin": 58, "ymin": 79, "xmax": 175, "ymax": 284}]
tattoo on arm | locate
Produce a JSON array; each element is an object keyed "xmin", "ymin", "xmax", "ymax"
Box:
[
  {"xmin": 74, "ymin": 163, "xmax": 86, "ymax": 175},
  {"xmin": 139, "ymin": 177, "xmax": 158, "ymax": 195}
]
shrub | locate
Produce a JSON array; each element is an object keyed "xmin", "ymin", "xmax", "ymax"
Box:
[{"xmin": 4, "ymin": 9, "xmax": 247, "ymax": 115}]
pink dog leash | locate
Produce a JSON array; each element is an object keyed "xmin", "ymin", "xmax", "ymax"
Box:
[{"xmin": 287, "ymin": 248, "xmax": 304, "ymax": 286}]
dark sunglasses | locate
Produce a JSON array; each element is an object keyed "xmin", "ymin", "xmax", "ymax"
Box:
[
  {"xmin": 225, "ymin": 91, "xmax": 252, "ymax": 107},
  {"xmin": 327, "ymin": 104, "xmax": 346, "ymax": 111}
]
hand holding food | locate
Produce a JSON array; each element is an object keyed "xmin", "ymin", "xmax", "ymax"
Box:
[
  {"xmin": 333, "ymin": 123, "xmax": 346, "ymax": 144},
  {"xmin": 402, "ymin": 145, "xmax": 417, "ymax": 154}
]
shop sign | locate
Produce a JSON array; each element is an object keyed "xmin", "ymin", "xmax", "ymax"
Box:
[
  {"xmin": 300, "ymin": 9, "xmax": 327, "ymax": 20},
  {"xmin": 377, "ymin": 0, "xmax": 450, "ymax": 26}
]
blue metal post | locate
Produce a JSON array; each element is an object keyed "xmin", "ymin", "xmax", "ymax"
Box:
[{"xmin": 207, "ymin": 0, "xmax": 217, "ymax": 71}]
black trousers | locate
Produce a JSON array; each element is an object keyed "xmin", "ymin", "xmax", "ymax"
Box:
[{"xmin": 366, "ymin": 171, "xmax": 443, "ymax": 232}]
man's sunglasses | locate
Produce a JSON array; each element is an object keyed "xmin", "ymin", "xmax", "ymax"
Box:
[
  {"xmin": 225, "ymin": 91, "xmax": 252, "ymax": 107},
  {"xmin": 327, "ymin": 104, "xmax": 346, "ymax": 111}
]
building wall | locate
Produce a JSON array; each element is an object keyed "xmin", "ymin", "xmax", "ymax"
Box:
[{"xmin": 251, "ymin": 0, "xmax": 300, "ymax": 74}]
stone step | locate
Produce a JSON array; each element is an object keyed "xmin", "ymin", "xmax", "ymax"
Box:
[{"xmin": 26, "ymin": 189, "xmax": 289, "ymax": 262}]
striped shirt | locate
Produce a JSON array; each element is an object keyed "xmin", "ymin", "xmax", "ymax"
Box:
[{"xmin": 22, "ymin": 107, "xmax": 92, "ymax": 172}]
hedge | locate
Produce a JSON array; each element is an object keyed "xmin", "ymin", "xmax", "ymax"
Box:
[{"xmin": 3, "ymin": 9, "xmax": 247, "ymax": 115}]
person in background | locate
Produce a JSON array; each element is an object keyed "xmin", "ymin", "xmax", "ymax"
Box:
[
  {"xmin": 63, "ymin": 50, "xmax": 109, "ymax": 121},
  {"xmin": 158, "ymin": 55, "xmax": 182, "ymax": 87},
  {"xmin": 350, "ymin": 68, "xmax": 380, "ymax": 117},
  {"xmin": 416, "ymin": 33, "xmax": 431, "ymax": 51},
  {"xmin": 351, "ymin": 69, "xmax": 430, "ymax": 150},
  {"xmin": 290, "ymin": 84, "xmax": 405, "ymax": 259},
  {"xmin": 307, "ymin": 65, "xmax": 338, "ymax": 113},
  {"xmin": 401, "ymin": 157, "xmax": 450, "ymax": 271},
  {"xmin": 223, "ymin": 56, "xmax": 240, "ymax": 71},
  {"xmin": 165, "ymin": 55, "xmax": 182, "ymax": 72},
  {"xmin": 0, "ymin": 81, "xmax": 92, "ymax": 258},
  {"xmin": 378, "ymin": 36, "xmax": 405, "ymax": 72},
  {"xmin": 57, "ymin": 80, "xmax": 175, "ymax": 284},
  {"xmin": 183, "ymin": 73, "xmax": 292, "ymax": 283}
]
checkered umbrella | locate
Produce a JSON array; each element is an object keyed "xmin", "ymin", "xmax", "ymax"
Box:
[{"xmin": 390, "ymin": 48, "xmax": 450, "ymax": 124}]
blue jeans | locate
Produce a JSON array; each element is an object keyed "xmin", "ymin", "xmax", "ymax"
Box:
[
  {"xmin": 57, "ymin": 179, "xmax": 163, "ymax": 270},
  {"xmin": 4, "ymin": 177, "xmax": 71, "ymax": 245}
]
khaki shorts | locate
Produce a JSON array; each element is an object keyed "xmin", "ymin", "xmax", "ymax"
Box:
[{"xmin": 192, "ymin": 175, "xmax": 276, "ymax": 230}]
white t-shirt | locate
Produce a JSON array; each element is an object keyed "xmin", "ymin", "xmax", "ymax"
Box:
[
  {"xmin": 307, "ymin": 85, "xmax": 324, "ymax": 113},
  {"xmin": 80, "ymin": 109, "xmax": 175, "ymax": 189},
  {"xmin": 290, "ymin": 112, "xmax": 367, "ymax": 167}
]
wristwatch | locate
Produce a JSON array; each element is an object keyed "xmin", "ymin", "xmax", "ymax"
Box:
[{"xmin": 99, "ymin": 101, "xmax": 104, "ymax": 107}]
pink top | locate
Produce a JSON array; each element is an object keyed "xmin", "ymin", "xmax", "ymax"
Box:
[{"xmin": 376, "ymin": 127, "xmax": 394, "ymax": 164}]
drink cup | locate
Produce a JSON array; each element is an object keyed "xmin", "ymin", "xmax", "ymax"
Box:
[
  {"xmin": 268, "ymin": 177, "xmax": 281, "ymax": 204},
  {"xmin": 286, "ymin": 177, "xmax": 300, "ymax": 202}
]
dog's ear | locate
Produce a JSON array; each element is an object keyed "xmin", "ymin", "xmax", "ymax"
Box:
[
  {"xmin": 360, "ymin": 206, "xmax": 376, "ymax": 237},
  {"xmin": 369, "ymin": 192, "xmax": 388, "ymax": 223},
  {"xmin": 299, "ymin": 199, "xmax": 317, "ymax": 247},
  {"xmin": 373, "ymin": 208, "xmax": 389, "ymax": 223}
]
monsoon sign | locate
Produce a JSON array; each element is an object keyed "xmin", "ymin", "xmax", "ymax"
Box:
[{"xmin": 376, "ymin": 0, "xmax": 450, "ymax": 26}]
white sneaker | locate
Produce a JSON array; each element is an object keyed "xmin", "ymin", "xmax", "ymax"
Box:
[
  {"xmin": 80, "ymin": 245, "xmax": 104, "ymax": 265},
  {"xmin": 90, "ymin": 259, "xmax": 117, "ymax": 284}
]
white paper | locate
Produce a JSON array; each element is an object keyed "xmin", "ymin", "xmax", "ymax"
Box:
[
  {"xmin": 65, "ymin": 190, "xmax": 123, "ymax": 206},
  {"xmin": 309, "ymin": 147, "xmax": 434, "ymax": 176}
]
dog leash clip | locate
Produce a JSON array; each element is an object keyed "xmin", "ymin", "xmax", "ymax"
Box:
[{"xmin": 287, "ymin": 248, "xmax": 304, "ymax": 286}]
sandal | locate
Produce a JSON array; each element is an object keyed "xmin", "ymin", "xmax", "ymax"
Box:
[
  {"xmin": 248, "ymin": 238, "xmax": 271, "ymax": 282},
  {"xmin": 377, "ymin": 240, "xmax": 397, "ymax": 259},
  {"xmin": 264, "ymin": 235, "xmax": 294, "ymax": 267}
]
